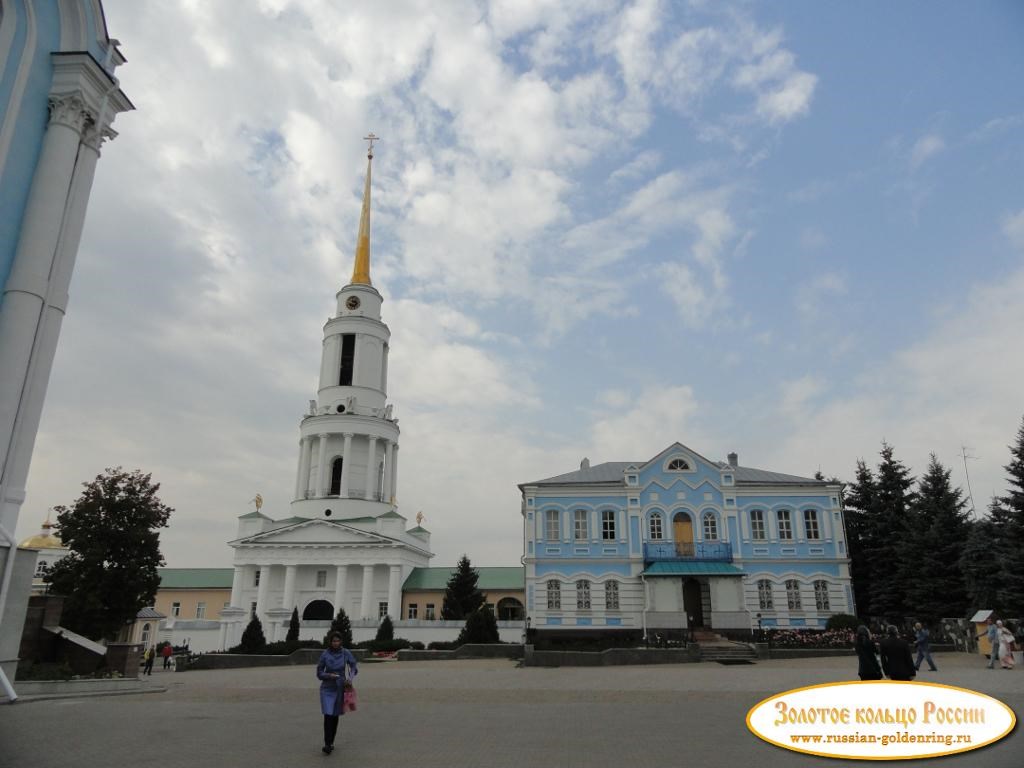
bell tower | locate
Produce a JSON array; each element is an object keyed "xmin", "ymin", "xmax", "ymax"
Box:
[{"xmin": 291, "ymin": 135, "xmax": 399, "ymax": 519}]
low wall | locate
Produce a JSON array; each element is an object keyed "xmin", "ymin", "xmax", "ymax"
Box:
[
  {"xmin": 183, "ymin": 647, "xmax": 368, "ymax": 671},
  {"xmin": 396, "ymin": 644, "xmax": 522, "ymax": 662},
  {"xmin": 10, "ymin": 678, "xmax": 154, "ymax": 698},
  {"xmin": 525, "ymin": 646, "xmax": 700, "ymax": 667}
]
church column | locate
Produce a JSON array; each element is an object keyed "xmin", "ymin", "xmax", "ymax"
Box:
[
  {"xmin": 282, "ymin": 565, "xmax": 298, "ymax": 612},
  {"xmin": 333, "ymin": 565, "xmax": 348, "ymax": 616},
  {"xmin": 387, "ymin": 565, "xmax": 402, "ymax": 620},
  {"xmin": 294, "ymin": 438, "xmax": 309, "ymax": 500},
  {"xmin": 340, "ymin": 433, "xmax": 353, "ymax": 497},
  {"xmin": 383, "ymin": 440, "xmax": 395, "ymax": 502},
  {"xmin": 389, "ymin": 445, "xmax": 399, "ymax": 503},
  {"xmin": 255, "ymin": 565, "xmax": 271, "ymax": 622},
  {"xmin": 360, "ymin": 565, "xmax": 375, "ymax": 620},
  {"xmin": 315, "ymin": 433, "xmax": 329, "ymax": 497},
  {"xmin": 365, "ymin": 436, "xmax": 379, "ymax": 500},
  {"xmin": 230, "ymin": 566, "xmax": 244, "ymax": 607}
]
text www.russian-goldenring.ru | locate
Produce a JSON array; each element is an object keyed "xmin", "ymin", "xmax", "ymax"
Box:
[{"xmin": 790, "ymin": 732, "xmax": 972, "ymax": 747}]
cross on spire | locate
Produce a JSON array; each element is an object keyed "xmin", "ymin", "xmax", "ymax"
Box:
[{"xmin": 364, "ymin": 132, "xmax": 379, "ymax": 158}]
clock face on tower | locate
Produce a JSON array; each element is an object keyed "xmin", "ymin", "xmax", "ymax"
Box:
[{"xmin": 345, "ymin": 295, "xmax": 361, "ymax": 310}]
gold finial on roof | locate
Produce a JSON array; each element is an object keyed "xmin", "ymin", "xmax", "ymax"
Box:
[
  {"xmin": 415, "ymin": 511, "xmax": 424, "ymax": 525},
  {"xmin": 350, "ymin": 134, "xmax": 378, "ymax": 286},
  {"xmin": 251, "ymin": 493, "xmax": 263, "ymax": 512}
]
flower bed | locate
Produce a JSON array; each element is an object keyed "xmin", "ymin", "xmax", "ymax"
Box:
[{"xmin": 766, "ymin": 629, "xmax": 854, "ymax": 648}]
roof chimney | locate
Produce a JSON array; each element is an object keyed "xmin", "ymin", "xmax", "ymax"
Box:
[
  {"xmin": 580, "ymin": 457, "xmax": 590, "ymax": 470},
  {"xmin": 727, "ymin": 452, "xmax": 738, "ymax": 468}
]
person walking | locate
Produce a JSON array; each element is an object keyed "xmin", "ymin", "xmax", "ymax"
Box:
[
  {"xmin": 879, "ymin": 625, "xmax": 916, "ymax": 681},
  {"xmin": 161, "ymin": 643, "xmax": 173, "ymax": 670},
  {"xmin": 913, "ymin": 622, "xmax": 938, "ymax": 672},
  {"xmin": 996, "ymin": 621, "xmax": 1016, "ymax": 669},
  {"xmin": 855, "ymin": 625, "xmax": 883, "ymax": 681},
  {"xmin": 142, "ymin": 647, "xmax": 155, "ymax": 676},
  {"xmin": 977, "ymin": 617, "xmax": 1000, "ymax": 669},
  {"xmin": 316, "ymin": 631, "xmax": 359, "ymax": 755}
]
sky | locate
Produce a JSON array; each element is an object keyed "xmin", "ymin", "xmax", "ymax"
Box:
[{"xmin": 15, "ymin": 0, "xmax": 1024, "ymax": 569}]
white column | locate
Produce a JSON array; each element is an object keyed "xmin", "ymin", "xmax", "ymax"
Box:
[
  {"xmin": 315, "ymin": 433, "xmax": 329, "ymax": 497},
  {"xmin": 282, "ymin": 565, "xmax": 298, "ymax": 611},
  {"xmin": 333, "ymin": 565, "xmax": 348, "ymax": 616},
  {"xmin": 360, "ymin": 565, "xmax": 374, "ymax": 620},
  {"xmin": 365, "ymin": 436, "xmax": 378, "ymax": 500},
  {"xmin": 387, "ymin": 565, "xmax": 402, "ymax": 620},
  {"xmin": 340, "ymin": 433, "xmax": 353, "ymax": 497},
  {"xmin": 390, "ymin": 444, "xmax": 399, "ymax": 503},
  {"xmin": 383, "ymin": 440, "xmax": 395, "ymax": 502},
  {"xmin": 255, "ymin": 565, "xmax": 271, "ymax": 622},
  {"xmin": 230, "ymin": 566, "xmax": 244, "ymax": 607},
  {"xmin": 293, "ymin": 438, "xmax": 306, "ymax": 499}
]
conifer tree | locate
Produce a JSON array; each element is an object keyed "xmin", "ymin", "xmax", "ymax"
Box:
[
  {"xmin": 960, "ymin": 500, "xmax": 1002, "ymax": 611},
  {"xmin": 239, "ymin": 616, "xmax": 267, "ymax": 653},
  {"xmin": 286, "ymin": 607, "xmax": 301, "ymax": 644},
  {"xmin": 457, "ymin": 605, "xmax": 500, "ymax": 644},
  {"xmin": 441, "ymin": 555, "xmax": 485, "ymax": 620},
  {"xmin": 843, "ymin": 460, "xmax": 877, "ymax": 617},
  {"xmin": 996, "ymin": 416, "xmax": 1024, "ymax": 613},
  {"xmin": 375, "ymin": 615, "xmax": 394, "ymax": 642},
  {"xmin": 869, "ymin": 443, "xmax": 916, "ymax": 619},
  {"xmin": 906, "ymin": 455, "xmax": 969, "ymax": 619},
  {"xmin": 324, "ymin": 607, "xmax": 353, "ymax": 647}
]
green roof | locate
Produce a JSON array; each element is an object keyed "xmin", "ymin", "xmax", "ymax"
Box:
[
  {"xmin": 158, "ymin": 568, "xmax": 235, "ymax": 589},
  {"xmin": 275, "ymin": 516, "xmax": 311, "ymax": 524},
  {"xmin": 238, "ymin": 510, "xmax": 269, "ymax": 519},
  {"xmin": 641, "ymin": 561, "xmax": 744, "ymax": 577},
  {"xmin": 403, "ymin": 566, "xmax": 524, "ymax": 591},
  {"xmin": 379, "ymin": 510, "xmax": 404, "ymax": 519},
  {"xmin": 407, "ymin": 526, "xmax": 429, "ymax": 534}
]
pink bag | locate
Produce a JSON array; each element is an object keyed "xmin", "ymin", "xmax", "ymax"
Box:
[{"xmin": 343, "ymin": 686, "xmax": 358, "ymax": 713}]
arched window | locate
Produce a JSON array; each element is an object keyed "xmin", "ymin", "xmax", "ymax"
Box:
[
  {"xmin": 497, "ymin": 597, "xmax": 524, "ymax": 620},
  {"xmin": 546, "ymin": 580, "xmax": 561, "ymax": 609},
  {"xmin": 545, "ymin": 510, "xmax": 560, "ymax": 540},
  {"xmin": 649, "ymin": 512, "xmax": 663, "ymax": 540},
  {"xmin": 302, "ymin": 599, "xmax": 334, "ymax": 621},
  {"xmin": 605, "ymin": 580, "xmax": 620, "ymax": 610},
  {"xmin": 757, "ymin": 579, "xmax": 773, "ymax": 610},
  {"xmin": 803, "ymin": 509, "xmax": 821, "ymax": 540},
  {"xmin": 702, "ymin": 511, "xmax": 718, "ymax": 540},
  {"xmin": 667, "ymin": 458, "xmax": 690, "ymax": 471},
  {"xmin": 786, "ymin": 579, "xmax": 802, "ymax": 610},
  {"xmin": 814, "ymin": 580, "xmax": 830, "ymax": 610},
  {"xmin": 576, "ymin": 580, "xmax": 591, "ymax": 609},
  {"xmin": 573, "ymin": 509, "xmax": 589, "ymax": 540},
  {"xmin": 329, "ymin": 458, "xmax": 343, "ymax": 496},
  {"xmin": 750, "ymin": 509, "xmax": 766, "ymax": 540}
]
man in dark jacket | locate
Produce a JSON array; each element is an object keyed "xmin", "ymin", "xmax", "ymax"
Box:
[{"xmin": 880, "ymin": 625, "xmax": 916, "ymax": 681}]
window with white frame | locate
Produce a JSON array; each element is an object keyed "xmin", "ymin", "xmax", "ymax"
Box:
[
  {"xmin": 777, "ymin": 509, "xmax": 793, "ymax": 540},
  {"xmin": 814, "ymin": 580, "xmax": 830, "ymax": 610},
  {"xmin": 803, "ymin": 509, "xmax": 820, "ymax": 539},
  {"xmin": 785, "ymin": 580, "xmax": 802, "ymax": 610},
  {"xmin": 316, "ymin": 569, "xmax": 327, "ymax": 588},
  {"xmin": 254, "ymin": 569, "xmax": 261, "ymax": 587},
  {"xmin": 141, "ymin": 623, "xmax": 151, "ymax": 646},
  {"xmin": 196, "ymin": 602, "xmax": 206, "ymax": 619},
  {"xmin": 171, "ymin": 602, "xmax": 181, "ymax": 617},
  {"xmin": 702, "ymin": 511, "xmax": 718, "ymax": 540},
  {"xmin": 378, "ymin": 601, "xmax": 389, "ymax": 619},
  {"xmin": 576, "ymin": 580, "xmax": 591, "ymax": 609},
  {"xmin": 757, "ymin": 579, "xmax": 773, "ymax": 610},
  {"xmin": 34, "ymin": 560, "xmax": 48, "ymax": 578},
  {"xmin": 546, "ymin": 580, "xmax": 561, "ymax": 610},
  {"xmin": 574, "ymin": 509, "xmax": 589, "ymax": 540},
  {"xmin": 649, "ymin": 512, "xmax": 663, "ymax": 540},
  {"xmin": 667, "ymin": 458, "xmax": 690, "ymax": 471},
  {"xmin": 425, "ymin": 603, "xmax": 436, "ymax": 620},
  {"xmin": 545, "ymin": 509, "xmax": 560, "ymax": 540},
  {"xmin": 750, "ymin": 509, "xmax": 766, "ymax": 540},
  {"xmin": 605, "ymin": 580, "xmax": 620, "ymax": 610},
  {"xmin": 601, "ymin": 510, "xmax": 616, "ymax": 540},
  {"xmin": 408, "ymin": 603, "xmax": 418, "ymax": 619}
]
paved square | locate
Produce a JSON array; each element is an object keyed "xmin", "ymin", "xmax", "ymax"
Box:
[{"xmin": 1, "ymin": 653, "xmax": 1020, "ymax": 767}]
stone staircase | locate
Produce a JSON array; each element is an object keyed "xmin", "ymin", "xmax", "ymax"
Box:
[{"xmin": 693, "ymin": 630, "xmax": 758, "ymax": 664}]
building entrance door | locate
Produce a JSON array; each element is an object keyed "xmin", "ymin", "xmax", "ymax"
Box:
[
  {"xmin": 683, "ymin": 578, "xmax": 704, "ymax": 628},
  {"xmin": 673, "ymin": 513, "xmax": 693, "ymax": 556}
]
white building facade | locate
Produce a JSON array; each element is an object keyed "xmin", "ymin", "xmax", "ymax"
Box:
[{"xmin": 220, "ymin": 141, "xmax": 432, "ymax": 649}]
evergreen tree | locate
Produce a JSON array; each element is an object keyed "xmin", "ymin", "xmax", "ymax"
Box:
[
  {"xmin": 843, "ymin": 460, "xmax": 877, "ymax": 617},
  {"xmin": 286, "ymin": 607, "xmax": 301, "ymax": 644},
  {"xmin": 869, "ymin": 443, "xmax": 916, "ymax": 620},
  {"xmin": 996, "ymin": 416, "xmax": 1024, "ymax": 614},
  {"xmin": 457, "ymin": 605, "xmax": 500, "ymax": 644},
  {"xmin": 324, "ymin": 607, "xmax": 353, "ymax": 647},
  {"xmin": 441, "ymin": 555, "xmax": 485, "ymax": 620},
  {"xmin": 906, "ymin": 455, "xmax": 969, "ymax": 620},
  {"xmin": 960, "ymin": 501, "xmax": 1002, "ymax": 611},
  {"xmin": 239, "ymin": 616, "xmax": 267, "ymax": 653},
  {"xmin": 45, "ymin": 467, "xmax": 172, "ymax": 639},
  {"xmin": 375, "ymin": 615, "xmax": 394, "ymax": 641}
]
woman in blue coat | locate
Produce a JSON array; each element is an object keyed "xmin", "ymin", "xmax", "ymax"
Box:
[{"xmin": 316, "ymin": 632, "xmax": 358, "ymax": 754}]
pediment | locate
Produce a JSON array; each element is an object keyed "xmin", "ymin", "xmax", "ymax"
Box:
[
  {"xmin": 640, "ymin": 442, "xmax": 720, "ymax": 474},
  {"xmin": 231, "ymin": 519, "xmax": 396, "ymax": 547}
]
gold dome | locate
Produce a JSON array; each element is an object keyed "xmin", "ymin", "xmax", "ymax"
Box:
[{"xmin": 19, "ymin": 516, "xmax": 64, "ymax": 549}]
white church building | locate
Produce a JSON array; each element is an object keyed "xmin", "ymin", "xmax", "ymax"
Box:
[{"xmin": 220, "ymin": 139, "xmax": 433, "ymax": 649}]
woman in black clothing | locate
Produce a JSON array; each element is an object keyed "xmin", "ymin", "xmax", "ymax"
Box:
[{"xmin": 855, "ymin": 625, "xmax": 883, "ymax": 680}]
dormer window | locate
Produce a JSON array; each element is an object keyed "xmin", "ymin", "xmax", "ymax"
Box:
[
  {"xmin": 667, "ymin": 458, "xmax": 690, "ymax": 471},
  {"xmin": 626, "ymin": 474, "xmax": 638, "ymax": 486}
]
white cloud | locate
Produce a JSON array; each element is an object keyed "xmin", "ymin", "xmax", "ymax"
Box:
[
  {"xmin": 1003, "ymin": 209, "xmax": 1024, "ymax": 251},
  {"xmin": 796, "ymin": 272, "xmax": 847, "ymax": 320},
  {"xmin": 910, "ymin": 134, "xmax": 945, "ymax": 169}
]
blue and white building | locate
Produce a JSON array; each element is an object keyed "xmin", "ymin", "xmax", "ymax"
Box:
[{"xmin": 520, "ymin": 443, "xmax": 851, "ymax": 639}]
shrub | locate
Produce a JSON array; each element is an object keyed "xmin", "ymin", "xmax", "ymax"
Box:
[
  {"xmin": 457, "ymin": 606, "xmax": 500, "ymax": 644},
  {"xmin": 375, "ymin": 615, "xmax": 394, "ymax": 642},
  {"xmin": 427, "ymin": 640, "xmax": 458, "ymax": 651},
  {"xmin": 323, "ymin": 608, "xmax": 353, "ymax": 648},
  {"xmin": 825, "ymin": 613, "xmax": 861, "ymax": 631},
  {"xmin": 285, "ymin": 607, "xmax": 300, "ymax": 644},
  {"xmin": 236, "ymin": 616, "xmax": 267, "ymax": 654}
]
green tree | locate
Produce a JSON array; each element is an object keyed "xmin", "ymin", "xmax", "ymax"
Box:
[
  {"xmin": 239, "ymin": 616, "xmax": 267, "ymax": 653},
  {"xmin": 441, "ymin": 555, "xmax": 485, "ymax": 620},
  {"xmin": 843, "ymin": 460, "xmax": 877, "ymax": 617},
  {"xmin": 869, "ymin": 443, "xmax": 916, "ymax": 619},
  {"xmin": 960, "ymin": 501, "xmax": 1002, "ymax": 611},
  {"xmin": 45, "ymin": 467, "xmax": 172, "ymax": 640},
  {"xmin": 286, "ymin": 607, "xmax": 301, "ymax": 644},
  {"xmin": 996, "ymin": 416, "xmax": 1024, "ymax": 614},
  {"xmin": 906, "ymin": 455, "xmax": 969, "ymax": 620},
  {"xmin": 457, "ymin": 605, "xmax": 500, "ymax": 644},
  {"xmin": 324, "ymin": 607, "xmax": 353, "ymax": 647},
  {"xmin": 375, "ymin": 614, "xmax": 394, "ymax": 641}
]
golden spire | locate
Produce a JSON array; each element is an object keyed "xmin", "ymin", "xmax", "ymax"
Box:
[{"xmin": 350, "ymin": 133, "xmax": 378, "ymax": 286}]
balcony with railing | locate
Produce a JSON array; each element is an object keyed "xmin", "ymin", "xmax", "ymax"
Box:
[{"xmin": 643, "ymin": 541, "xmax": 733, "ymax": 563}]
